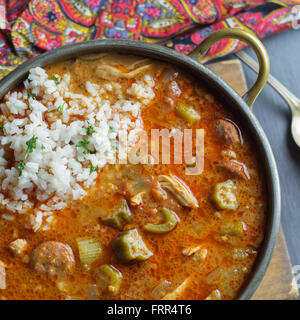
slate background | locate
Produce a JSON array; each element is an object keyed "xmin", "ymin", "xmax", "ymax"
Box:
[{"xmin": 223, "ymin": 28, "xmax": 300, "ymax": 282}]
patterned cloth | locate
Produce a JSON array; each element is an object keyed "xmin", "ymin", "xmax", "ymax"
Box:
[{"xmin": 0, "ymin": 0, "xmax": 299, "ymax": 78}]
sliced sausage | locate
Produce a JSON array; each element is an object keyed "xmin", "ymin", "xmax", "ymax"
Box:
[
  {"xmin": 217, "ymin": 159, "xmax": 250, "ymax": 180},
  {"xmin": 215, "ymin": 119, "xmax": 240, "ymax": 145},
  {"xmin": 31, "ymin": 241, "xmax": 75, "ymax": 277}
]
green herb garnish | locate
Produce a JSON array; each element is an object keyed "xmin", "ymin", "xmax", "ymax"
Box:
[
  {"xmin": 28, "ymin": 91, "xmax": 38, "ymax": 110},
  {"xmin": 58, "ymin": 103, "xmax": 65, "ymax": 114},
  {"xmin": 89, "ymin": 160, "xmax": 99, "ymax": 174},
  {"xmin": 109, "ymin": 126, "xmax": 114, "ymax": 132},
  {"xmin": 25, "ymin": 136, "xmax": 38, "ymax": 159},
  {"xmin": 86, "ymin": 122, "xmax": 95, "ymax": 136},
  {"xmin": 28, "ymin": 92, "xmax": 38, "ymax": 99},
  {"xmin": 18, "ymin": 161, "xmax": 25, "ymax": 176},
  {"xmin": 0, "ymin": 124, "xmax": 4, "ymax": 130},
  {"xmin": 49, "ymin": 102, "xmax": 65, "ymax": 114},
  {"xmin": 49, "ymin": 75, "xmax": 60, "ymax": 85},
  {"xmin": 76, "ymin": 140, "xmax": 90, "ymax": 154}
]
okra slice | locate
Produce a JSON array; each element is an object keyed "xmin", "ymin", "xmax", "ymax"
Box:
[
  {"xmin": 113, "ymin": 228, "xmax": 153, "ymax": 263},
  {"xmin": 144, "ymin": 208, "xmax": 179, "ymax": 234},
  {"xmin": 101, "ymin": 199, "xmax": 132, "ymax": 230},
  {"xmin": 212, "ymin": 180, "xmax": 238, "ymax": 210},
  {"xmin": 221, "ymin": 220, "xmax": 245, "ymax": 237},
  {"xmin": 175, "ymin": 105, "xmax": 200, "ymax": 123},
  {"xmin": 94, "ymin": 264, "xmax": 122, "ymax": 297}
]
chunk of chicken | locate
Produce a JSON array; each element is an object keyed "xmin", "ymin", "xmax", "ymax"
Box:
[
  {"xmin": 96, "ymin": 64, "xmax": 152, "ymax": 81},
  {"xmin": 215, "ymin": 119, "xmax": 240, "ymax": 145},
  {"xmin": 158, "ymin": 174, "xmax": 198, "ymax": 208},
  {"xmin": 151, "ymin": 179, "xmax": 168, "ymax": 202},
  {"xmin": 9, "ymin": 239, "xmax": 28, "ymax": 256},
  {"xmin": 164, "ymin": 81, "xmax": 181, "ymax": 106},
  {"xmin": 183, "ymin": 246, "xmax": 208, "ymax": 262},
  {"xmin": 162, "ymin": 70, "xmax": 181, "ymax": 107},
  {"xmin": 9, "ymin": 239, "xmax": 29, "ymax": 263},
  {"xmin": 130, "ymin": 192, "xmax": 146, "ymax": 206},
  {"xmin": 182, "ymin": 246, "xmax": 202, "ymax": 256},
  {"xmin": 31, "ymin": 241, "xmax": 75, "ymax": 277}
]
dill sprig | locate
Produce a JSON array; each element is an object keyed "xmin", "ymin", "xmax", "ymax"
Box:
[
  {"xmin": 86, "ymin": 122, "xmax": 94, "ymax": 136},
  {"xmin": 18, "ymin": 161, "xmax": 25, "ymax": 176},
  {"xmin": 25, "ymin": 136, "xmax": 38, "ymax": 159}
]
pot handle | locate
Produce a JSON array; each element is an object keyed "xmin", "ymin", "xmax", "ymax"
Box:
[{"xmin": 188, "ymin": 28, "xmax": 270, "ymax": 107}]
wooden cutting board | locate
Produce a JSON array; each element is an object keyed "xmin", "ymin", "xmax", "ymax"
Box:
[{"xmin": 207, "ymin": 59, "xmax": 299, "ymax": 300}]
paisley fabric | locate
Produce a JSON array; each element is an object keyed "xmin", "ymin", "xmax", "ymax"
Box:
[{"xmin": 0, "ymin": 0, "xmax": 299, "ymax": 78}]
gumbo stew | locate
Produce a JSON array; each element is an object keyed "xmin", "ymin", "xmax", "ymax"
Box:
[{"xmin": 0, "ymin": 54, "xmax": 266, "ymax": 300}]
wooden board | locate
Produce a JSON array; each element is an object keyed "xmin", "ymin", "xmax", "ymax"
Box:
[{"xmin": 206, "ymin": 59, "xmax": 299, "ymax": 300}]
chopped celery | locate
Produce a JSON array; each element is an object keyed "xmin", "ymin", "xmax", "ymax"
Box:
[
  {"xmin": 76, "ymin": 238, "xmax": 101, "ymax": 265},
  {"xmin": 175, "ymin": 105, "xmax": 200, "ymax": 123},
  {"xmin": 162, "ymin": 278, "xmax": 189, "ymax": 300},
  {"xmin": 221, "ymin": 221, "xmax": 245, "ymax": 237},
  {"xmin": 94, "ymin": 264, "xmax": 122, "ymax": 297},
  {"xmin": 144, "ymin": 208, "xmax": 179, "ymax": 234},
  {"xmin": 152, "ymin": 280, "xmax": 171, "ymax": 299},
  {"xmin": 205, "ymin": 289, "xmax": 222, "ymax": 300}
]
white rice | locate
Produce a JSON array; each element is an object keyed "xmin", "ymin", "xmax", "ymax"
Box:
[{"xmin": 0, "ymin": 66, "xmax": 155, "ymax": 231}]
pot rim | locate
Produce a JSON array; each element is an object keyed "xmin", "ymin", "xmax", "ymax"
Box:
[{"xmin": 0, "ymin": 39, "xmax": 281, "ymax": 300}]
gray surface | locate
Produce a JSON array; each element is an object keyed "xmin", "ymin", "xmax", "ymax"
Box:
[{"xmin": 227, "ymin": 29, "xmax": 300, "ymax": 270}]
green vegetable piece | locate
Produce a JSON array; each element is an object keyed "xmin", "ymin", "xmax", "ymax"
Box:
[
  {"xmin": 213, "ymin": 180, "xmax": 238, "ymax": 210},
  {"xmin": 102, "ymin": 199, "xmax": 132, "ymax": 230},
  {"xmin": 49, "ymin": 75, "xmax": 60, "ymax": 85},
  {"xmin": 18, "ymin": 161, "xmax": 25, "ymax": 176},
  {"xmin": 175, "ymin": 105, "xmax": 200, "ymax": 123},
  {"xmin": 25, "ymin": 136, "xmax": 38, "ymax": 159},
  {"xmin": 113, "ymin": 228, "xmax": 153, "ymax": 263},
  {"xmin": 94, "ymin": 264, "xmax": 122, "ymax": 297},
  {"xmin": 221, "ymin": 221, "xmax": 245, "ymax": 237},
  {"xmin": 205, "ymin": 289, "xmax": 222, "ymax": 300},
  {"xmin": 89, "ymin": 160, "xmax": 99, "ymax": 174},
  {"xmin": 86, "ymin": 122, "xmax": 95, "ymax": 136},
  {"xmin": 144, "ymin": 208, "xmax": 179, "ymax": 234},
  {"xmin": 76, "ymin": 139, "xmax": 90, "ymax": 154},
  {"xmin": 58, "ymin": 103, "xmax": 65, "ymax": 114},
  {"xmin": 77, "ymin": 238, "xmax": 102, "ymax": 265}
]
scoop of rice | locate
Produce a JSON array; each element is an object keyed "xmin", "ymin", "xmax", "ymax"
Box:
[{"xmin": 0, "ymin": 66, "xmax": 155, "ymax": 231}]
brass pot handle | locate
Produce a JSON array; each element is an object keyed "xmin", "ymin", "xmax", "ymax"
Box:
[{"xmin": 188, "ymin": 28, "xmax": 270, "ymax": 107}]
